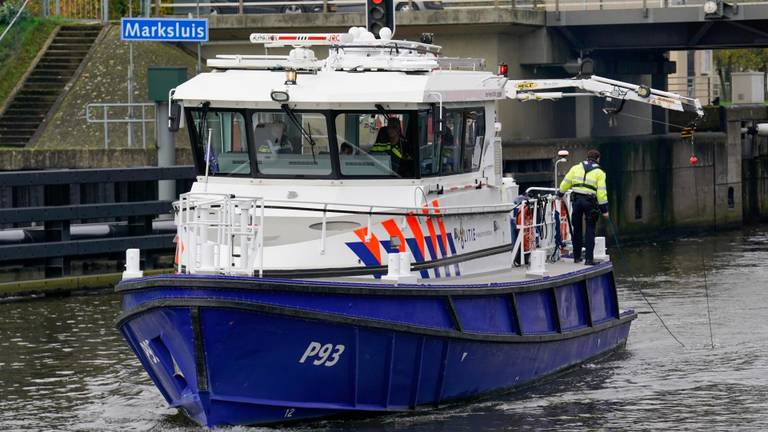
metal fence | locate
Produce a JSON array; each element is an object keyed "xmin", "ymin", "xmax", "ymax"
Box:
[
  {"xmin": 542, "ymin": 0, "xmax": 768, "ymax": 11},
  {"xmin": 0, "ymin": 166, "xmax": 196, "ymax": 278}
]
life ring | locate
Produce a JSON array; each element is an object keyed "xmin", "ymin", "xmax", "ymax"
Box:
[
  {"xmin": 516, "ymin": 203, "xmax": 535, "ymax": 253},
  {"xmin": 560, "ymin": 200, "xmax": 569, "ymax": 242}
]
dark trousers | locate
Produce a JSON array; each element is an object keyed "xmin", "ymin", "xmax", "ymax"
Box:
[{"xmin": 571, "ymin": 194, "xmax": 598, "ymax": 261}]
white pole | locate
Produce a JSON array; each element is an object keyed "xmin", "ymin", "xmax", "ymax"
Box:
[
  {"xmin": 128, "ymin": 2, "xmax": 134, "ymax": 148},
  {"xmin": 0, "ymin": 0, "xmax": 31, "ymax": 44},
  {"xmin": 203, "ymin": 128, "xmax": 213, "ymax": 191}
]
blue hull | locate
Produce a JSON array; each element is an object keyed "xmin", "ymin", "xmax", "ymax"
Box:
[{"xmin": 116, "ymin": 263, "xmax": 635, "ymax": 427}]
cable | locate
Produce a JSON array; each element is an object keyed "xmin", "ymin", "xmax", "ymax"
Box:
[
  {"xmin": 703, "ymin": 266, "xmax": 714, "ymax": 349},
  {"xmin": 605, "ymin": 217, "xmax": 686, "ymax": 348},
  {"xmin": 690, "ymin": 154, "xmax": 716, "ymax": 349},
  {"xmin": 614, "ymin": 110, "xmax": 694, "ymax": 130}
]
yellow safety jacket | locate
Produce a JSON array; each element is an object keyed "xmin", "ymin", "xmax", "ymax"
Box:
[
  {"xmin": 370, "ymin": 142, "xmax": 403, "ymax": 159},
  {"xmin": 559, "ymin": 160, "xmax": 608, "ymax": 206}
]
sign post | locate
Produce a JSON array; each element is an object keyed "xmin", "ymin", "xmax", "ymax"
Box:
[{"xmin": 120, "ymin": 18, "xmax": 205, "ymax": 201}]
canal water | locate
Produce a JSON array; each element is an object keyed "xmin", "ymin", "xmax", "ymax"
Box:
[{"xmin": 1, "ymin": 226, "xmax": 767, "ymax": 431}]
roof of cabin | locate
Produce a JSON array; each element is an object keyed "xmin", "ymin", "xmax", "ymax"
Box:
[{"xmin": 173, "ymin": 68, "xmax": 506, "ymax": 108}]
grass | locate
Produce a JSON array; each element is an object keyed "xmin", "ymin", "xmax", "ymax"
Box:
[{"xmin": 0, "ymin": 17, "xmax": 63, "ymax": 109}]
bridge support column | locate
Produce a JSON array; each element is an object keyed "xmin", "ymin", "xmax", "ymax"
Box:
[{"xmin": 652, "ymin": 72, "xmax": 668, "ymax": 135}]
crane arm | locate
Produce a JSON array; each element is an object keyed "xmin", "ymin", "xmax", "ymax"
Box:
[{"xmin": 505, "ymin": 75, "xmax": 704, "ymax": 119}]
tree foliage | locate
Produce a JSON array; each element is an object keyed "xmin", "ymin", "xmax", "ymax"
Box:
[{"xmin": 713, "ymin": 49, "xmax": 768, "ymax": 101}]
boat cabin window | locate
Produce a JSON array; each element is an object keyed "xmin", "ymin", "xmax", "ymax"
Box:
[
  {"xmin": 421, "ymin": 107, "xmax": 485, "ymax": 177},
  {"xmin": 335, "ymin": 112, "xmax": 417, "ymax": 178},
  {"xmin": 252, "ymin": 111, "xmax": 331, "ymax": 176},
  {"xmin": 462, "ymin": 108, "xmax": 485, "ymax": 172},
  {"xmin": 190, "ymin": 109, "xmax": 251, "ymax": 176}
]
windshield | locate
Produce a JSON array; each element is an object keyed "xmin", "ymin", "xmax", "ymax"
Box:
[
  {"xmin": 187, "ymin": 108, "xmax": 431, "ymax": 179},
  {"xmin": 190, "ymin": 109, "xmax": 251, "ymax": 176},
  {"xmin": 252, "ymin": 111, "xmax": 331, "ymax": 176},
  {"xmin": 335, "ymin": 112, "xmax": 416, "ymax": 178}
]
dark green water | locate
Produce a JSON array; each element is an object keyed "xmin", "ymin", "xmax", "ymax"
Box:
[{"xmin": 1, "ymin": 226, "xmax": 768, "ymax": 431}]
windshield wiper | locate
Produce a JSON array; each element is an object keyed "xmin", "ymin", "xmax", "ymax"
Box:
[
  {"xmin": 281, "ymin": 104, "xmax": 317, "ymax": 163},
  {"xmin": 375, "ymin": 103, "xmax": 391, "ymax": 120}
]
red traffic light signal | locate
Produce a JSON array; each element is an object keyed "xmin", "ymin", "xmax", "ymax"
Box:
[{"xmin": 366, "ymin": 0, "xmax": 394, "ymax": 38}]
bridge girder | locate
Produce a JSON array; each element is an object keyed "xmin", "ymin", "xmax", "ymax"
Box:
[{"xmin": 548, "ymin": 4, "xmax": 768, "ymax": 51}]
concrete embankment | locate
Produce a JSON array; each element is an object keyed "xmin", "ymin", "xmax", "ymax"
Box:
[{"xmin": 0, "ymin": 23, "xmax": 198, "ymax": 169}]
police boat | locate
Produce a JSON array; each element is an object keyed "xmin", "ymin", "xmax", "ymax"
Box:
[{"xmin": 115, "ymin": 27, "xmax": 703, "ymax": 427}]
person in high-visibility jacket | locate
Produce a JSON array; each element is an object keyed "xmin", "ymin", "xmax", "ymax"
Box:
[
  {"xmin": 557, "ymin": 149, "xmax": 609, "ymax": 265},
  {"xmin": 370, "ymin": 118, "xmax": 408, "ymax": 173}
]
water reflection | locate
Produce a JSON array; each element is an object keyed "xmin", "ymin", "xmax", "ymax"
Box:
[{"xmin": 1, "ymin": 227, "xmax": 768, "ymax": 430}]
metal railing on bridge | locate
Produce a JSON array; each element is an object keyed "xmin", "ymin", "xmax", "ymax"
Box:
[
  {"xmin": 17, "ymin": 0, "xmax": 758, "ymax": 21},
  {"xmin": 542, "ymin": 0, "xmax": 766, "ymax": 12}
]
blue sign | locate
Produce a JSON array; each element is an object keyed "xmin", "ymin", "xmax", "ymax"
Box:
[{"xmin": 121, "ymin": 18, "xmax": 208, "ymax": 42}]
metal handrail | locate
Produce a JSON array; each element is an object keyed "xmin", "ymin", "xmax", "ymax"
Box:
[
  {"xmin": 174, "ymin": 190, "xmax": 571, "ymax": 277},
  {"xmin": 85, "ymin": 102, "xmax": 155, "ymax": 149}
]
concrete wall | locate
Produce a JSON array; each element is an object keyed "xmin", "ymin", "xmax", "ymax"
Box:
[
  {"xmin": 0, "ymin": 148, "xmax": 193, "ymax": 170},
  {"xmin": 506, "ymin": 132, "xmax": 743, "ymax": 238}
]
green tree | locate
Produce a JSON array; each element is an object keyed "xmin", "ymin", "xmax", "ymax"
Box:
[{"xmin": 714, "ymin": 48, "xmax": 768, "ymax": 100}]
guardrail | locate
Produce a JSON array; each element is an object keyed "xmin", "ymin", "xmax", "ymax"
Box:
[
  {"xmin": 148, "ymin": 0, "xmax": 768, "ymax": 15},
  {"xmin": 85, "ymin": 102, "xmax": 156, "ymax": 149},
  {"xmin": 0, "ymin": 166, "xmax": 196, "ymax": 279},
  {"xmin": 174, "ymin": 190, "xmax": 570, "ymax": 277},
  {"xmin": 155, "ymin": 0, "xmax": 543, "ymax": 15}
]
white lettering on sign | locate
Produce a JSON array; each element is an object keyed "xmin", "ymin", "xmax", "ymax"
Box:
[
  {"xmin": 298, "ymin": 342, "xmax": 345, "ymax": 367},
  {"xmin": 140, "ymin": 339, "xmax": 159, "ymax": 364}
]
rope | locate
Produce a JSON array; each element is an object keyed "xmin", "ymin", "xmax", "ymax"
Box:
[{"xmin": 605, "ymin": 218, "xmax": 686, "ymax": 348}]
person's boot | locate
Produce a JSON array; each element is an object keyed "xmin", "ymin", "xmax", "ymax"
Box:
[
  {"xmin": 573, "ymin": 257, "xmax": 583, "ymax": 264},
  {"xmin": 584, "ymin": 259, "xmax": 596, "ymax": 265}
]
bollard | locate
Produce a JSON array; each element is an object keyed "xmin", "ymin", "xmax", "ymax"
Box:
[
  {"xmin": 122, "ymin": 248, "xmax": 144, "ymax": 280},
  {"xmin": 526, "ymin": 249, "xmax": 548, "ymax": 277},
  {"xmin": 594, "ymin": 236, "xmax": 609, "ymax": 261},
  {"xmin": 399, "ymin": 251, "xmax": 411, "ymax": 277},
  {"xmin": 384, "ymin": 252, "xmax": 400, "ymax": 279},
  {"xmin": 382, "ymin": 251, "xmax": 418, "ymax": 283}
]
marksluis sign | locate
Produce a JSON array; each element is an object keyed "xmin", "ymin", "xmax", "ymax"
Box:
[{"xmin": 121, "ymin": 18, "xmax": 208, "ymax": 42}]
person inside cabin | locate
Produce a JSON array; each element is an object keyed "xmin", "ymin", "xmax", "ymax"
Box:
[
  {"xmin": 440, "ymin": 126, "xmax": 456, "ymax": 174},
  {"xmin": 254, "ymin": 122, "xmax": 286, "ymax": 154},
  {"xmin": 370, "ymin": 117, "xmax": 410, "ymax": 174},
  {"xmin": 340, "ymin": 142, "xmax": 355, "ymax": 155},
  {"xmin": 557, "ymin": 149, "xmax": 609, "ymax": 266}
]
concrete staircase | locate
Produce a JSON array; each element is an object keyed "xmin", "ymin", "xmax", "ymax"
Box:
[{"xmin": 0, "ymin": 25, "xmax": 102, "ymax": 147}]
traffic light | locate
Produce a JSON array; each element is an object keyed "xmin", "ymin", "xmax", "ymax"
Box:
[{"xmin": 366, "ymin": 0, "xmax": 394, "ymax": 38}]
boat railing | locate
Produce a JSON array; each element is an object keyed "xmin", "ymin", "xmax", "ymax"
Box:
[
  {"xmin": 510, "ymin": 192, "xmax": 571, "ymax": 266},
  {"xmin": 174, "ymin": 191, "xmax": 571, "ymax": 277}
]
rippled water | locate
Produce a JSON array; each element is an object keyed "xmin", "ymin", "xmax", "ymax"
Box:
[{"xmin": 2, "ymin": 226, "xmax": 768, "ymax": 431}]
